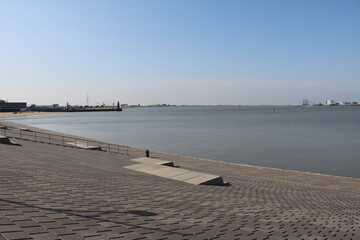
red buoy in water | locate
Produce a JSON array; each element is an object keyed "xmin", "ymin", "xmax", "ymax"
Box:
[{"xmin": 272, "ymin": 109, "xmax": 276, "ymax": 113}]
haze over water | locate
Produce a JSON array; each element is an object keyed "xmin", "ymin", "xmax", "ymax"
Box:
[{"xmin": 10, "ymin": 106, "xmax": 360, "ymax": 178}]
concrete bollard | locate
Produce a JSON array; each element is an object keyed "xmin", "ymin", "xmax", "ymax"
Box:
[{"xmin": 146, "ymin": 149, "xmax": 150, "ymax": 158}]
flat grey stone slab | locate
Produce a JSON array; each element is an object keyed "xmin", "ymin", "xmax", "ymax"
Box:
[
  {"xmin": 125, "ymin": 163, "xmax": 228, "ymax": 186},
  {"xmin": 125, "ymin": 163, "xmax": 165, "ymax": 172},
  {"xmin": 65, "ymin": 142, "xmax": 102, "ymax": 150},
  {"xmin": 146, "ymin": 167, "xmax": 192, "ymax": 178},
  {"xmin": 131, "ymin": 157, "xmax": 175, "ymax": 167},
  {"xmin": 170, "ymin": 171, "xmax": 205, "ymax": 181}
]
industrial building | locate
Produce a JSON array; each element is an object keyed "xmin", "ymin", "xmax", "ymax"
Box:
[
  {"xmin": 0, "ymin": 100, "xmax": 27, "ymax": 112},
  {"xmin": 326, "ymin": 99, "xmax": 357, "ymax": 106},
  {"xmin": 326, "ymin": 99, "xmax": 335, "ymax": 105}
]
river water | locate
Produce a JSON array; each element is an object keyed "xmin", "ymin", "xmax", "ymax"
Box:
[{"xmin": 9, "ymin": 106, "xmax": 360, "ymax": 178}]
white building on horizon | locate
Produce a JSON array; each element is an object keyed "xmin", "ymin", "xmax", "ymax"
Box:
[
  {"xmin": 339, "ymin": 101, "xmax": 351, "ymax": 105},
  {"xmin": 326, "ymin": 100, "xmax": 335, "ymax": 105}
]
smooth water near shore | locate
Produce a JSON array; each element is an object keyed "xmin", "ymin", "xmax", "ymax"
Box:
[{"xmin": 9, "ymin": 106, "xmax": 360, "ymax": 178}]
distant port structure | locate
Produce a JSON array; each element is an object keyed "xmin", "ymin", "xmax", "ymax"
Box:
[
  {"xmin": 0, "ymin": 100, "xmax": 27, "ymax": 112},
  {"xmin": 0, "ymin": 99, "xmax": 122, "ymax": 112},
  {"xmin": 303, "ymin": 99, "xmax": 359, "ymax": 106},
  {"xmin": 29, "ymin": 101, "xmax": 123, "ymax": 112},
  {"xmin": 1, "ymin": 98, "xmax": 176, "ymax": 114}
]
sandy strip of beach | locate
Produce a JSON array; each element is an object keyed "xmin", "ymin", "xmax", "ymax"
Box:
[{"xmin": 0, "ymin": 111, "xmax": 57, "ymax": 118}]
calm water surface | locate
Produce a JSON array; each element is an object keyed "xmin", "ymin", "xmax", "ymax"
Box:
[{"xmin": 9, "ymin": 106, "xmax": 360, "ymax": 178}]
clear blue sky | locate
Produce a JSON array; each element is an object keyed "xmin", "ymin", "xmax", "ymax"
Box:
[{"xmin": 1, "ymin": 0, "xmax": 359, "ymax": 105}]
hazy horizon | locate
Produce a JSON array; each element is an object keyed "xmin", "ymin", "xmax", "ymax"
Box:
[{"xmin": 1, "ymin": 0, "xmax": 359, "ymax": 106}]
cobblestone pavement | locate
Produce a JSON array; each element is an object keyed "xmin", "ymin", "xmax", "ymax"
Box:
[{"xmin": 0, "ymin": 121, "xmax": 359, "ymax": 239}]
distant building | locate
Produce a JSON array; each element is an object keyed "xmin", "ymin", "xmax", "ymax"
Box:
[
  {"xmin": 326, "ymin": 100, "xmax": 335, "ymax": 105},
  {"xmin": 0, "ymin": 100, "xmax": 27, "ymax": 112},
  {"xmin": 339, "ymin": 101, "xmax": 351, "ymax": 105}
]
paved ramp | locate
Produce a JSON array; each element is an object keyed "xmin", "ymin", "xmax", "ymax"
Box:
[{"xmin": 125, "ymin": 158, "xmax": 229, "ymax": 186}]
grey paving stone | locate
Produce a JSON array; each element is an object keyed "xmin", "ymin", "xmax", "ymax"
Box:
[
  {"xmin": 31, "ymin": 232, "xmax": 60, "ymax": 240},
  {"xmin": 58, "ymin": 234, "xmax": 82, "ymax": 240},
  {"xmin": 0, "ymin": 219, "xmax": 12, "ymax": 226},
  {"xmin": 0, "ymin": 225, "xmax": 22, "ymax": 234},
  {"xmin": 23, "ymin": 226, "xmax": 48, "ymax": 235},
  {"xmin": 1, "ymin": 231, "xmax": 32, "ymax": 240}
]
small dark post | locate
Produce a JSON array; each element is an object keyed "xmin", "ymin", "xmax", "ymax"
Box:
[
  {"xmin": 116, "ymin": 101, "xmax": 121, "ymax": 111},
  {"xmin": 146, "ymin": 149, "xmax": 150, "ymax": 157}
]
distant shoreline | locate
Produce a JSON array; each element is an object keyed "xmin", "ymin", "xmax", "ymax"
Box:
[
  {"xmin": 0, "ymin": 111, "xmax": 57, "ymax": 119},
  {"xmin": 302, "ymin": 104, "xmax": 360, "ymax": 107},
  {"xmin": 1, "ymin": 104, "xmax": 359, "ymax": 119}
]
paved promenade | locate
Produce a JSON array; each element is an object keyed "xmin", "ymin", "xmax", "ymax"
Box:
[{"xmin": 0, "ymin": 121, "xmax": 359, "ymax": 239}]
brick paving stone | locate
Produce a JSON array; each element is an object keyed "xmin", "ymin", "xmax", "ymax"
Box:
[
  {"xmin": 72, "ymin": 229, "xmax": 100, "ymax": 238},
  {"xmin": 1, "ymin": 231, "xmax": 32, "ymax": 240},
  {"xmin": 4, "ymin": 215, "xmax": 30, "ymax": 222},
  {"xmin": 22, "ymin": 226, "xmax": 48, "ymax": 235},
  {"xmin": 138, "ymin": 231, "xmax": 168, "ymax": 240},
  {"xmin": 61, "ymin": 224, "xmax": 85, "ymax": 232},
  {"xmin": 50, "ymin": 227, "xmax": 74, "ymax": 236},
  {"xmin": 116, "ymin": 231, "xmax": 147, "ymax": 239},
  {"xmin": 13, "ymin": 219, "xmax": 39, "ymax": 228},
  {"xmin": 40, "ymin": 221, "xmax": 64, "ymax": 229},
  {"xmin": 98, "ymin": 221, "xmax": 120, "ymax": 228},
  {"xmin": 0, "ymin": 225, "xmax": 21, "ymax": 234},
  {"xmin": 56, "ymin": 218, "xmax": 78, "ymax": 226},
  {"xmin": 107, "ymin": 226, "xmax": 132, "ymax": 234},
  {"xmin": 58, "ymin": 234, "xmax": 83, "ymax": 240},
  {"xmin": 33, "ymin": 216, "xmax": 57, "ymax": 223},
  {"xmin": 0, "ymin": 219, "xmax": 12, "ymax": 226},
  {"xmin": 86, "ymin": 225, "xmax": 109, "ymax": 232},
  {"xmin": 31, "ymin": 232, "xmax": 60, "ymax": 240},
  {"xmin": 83, "ymin": 235, "xmax": 107, "ymax": 240},
  {"xmin": 94, "ymin": 230, "xmax": 122, "ymax": 239}
]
